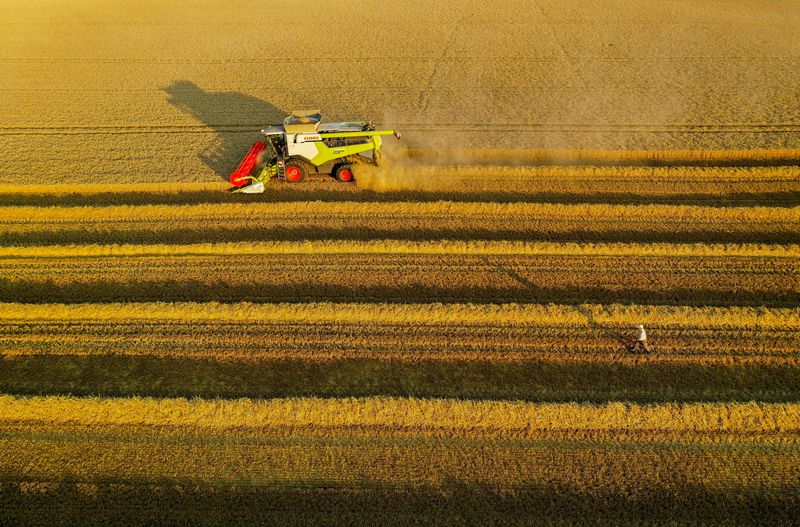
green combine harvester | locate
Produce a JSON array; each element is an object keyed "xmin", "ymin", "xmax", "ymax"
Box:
[{"xmin": 229, "ymin": 110, "xmax": 401, "ymax": 193}]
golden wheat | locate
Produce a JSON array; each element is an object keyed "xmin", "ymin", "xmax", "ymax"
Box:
[
  {"xmin": 1, "ymin": 302, "xmax": 796, "ymax": 329},
  {"xmin": 1, "ymin": 240, "xmax": 796, "ymax": 258},
  {"xmin": 1, "ymin": 397, "xmax": 797, "ymax": 495},
  {"xmin": 0, "ymin": 182, "xmax": 228, "ymax": 196},
  {"xmin": 1, "ymin": 201, "xmax": 797, "ymax": 248},
  {"xmin": 5, "ymin": 431, "xmax": 795, "ymax": 491},
  {"xmin": 1, "ymin": 395, "xmax": 796, "ymax": 436},
  {"xmin": 357, "ymin": 164, "xmax": 800, "ymax": 196},
  {"xmin": 2, "ymin": 201, "xmax": 796, "ymax": 222},
  {"xmin": 3, "ymin": 307, "xmax": 798, "ymax": 365},
  {"xmin": 403, "ymin": 148, "xmax": 800, "ymax": 165},
  {"xmin": 3, "ymin": 1, "xmax": 800, "ymax": 524},
  {"xmin": 3, "ymin": 0, "xmax": 800, "ymax": 188}
]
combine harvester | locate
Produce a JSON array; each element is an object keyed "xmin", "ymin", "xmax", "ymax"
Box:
[{"xmin": 229, "ymin": 110, "xmax": 401, "ymax": 193}]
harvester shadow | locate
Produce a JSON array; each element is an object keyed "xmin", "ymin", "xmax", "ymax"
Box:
[{"xmin": 162, "ymin": 80, "xmax": 284, "ymax": 180}]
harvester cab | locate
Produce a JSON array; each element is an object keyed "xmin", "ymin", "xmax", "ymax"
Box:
[{"xmin": 229, "ymin": 110, "xmax": 400, "ymax": 193}]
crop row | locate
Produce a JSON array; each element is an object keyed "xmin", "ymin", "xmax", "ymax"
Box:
[
  {"xmin": 2, "ymin": 240, "xmax": 795, "ymax": 258},
  {"xmin": 4, "ymin": 200, "xmax": 795, "ymax": 222},
  {"xmin": 1, "ymin": 302, "xmax": 797, "ymax": 401},
  {"xmin": 2, "ymin": 302, "xmax": 794, "ymax": 329},
  {"xmin": 1, "ymin": 249, "xmax": 794, "ymax": 305},
  {"xmin": 0, "ymin": 201, "xmax": 797, "ymax": 245},
  {"xmin": 2, "ymin": 395, "xmax": 797, "ymax": 440},
  {"xmin": 1, "ymin": 397, "xmax": 797, "ymax": 519},
  {"xmin": 4, "ymin": 426, "xmax": 796, "ymax": 512},
  {"xmin": 5, "ymin": 319, "xmax": 797, "ymax": 361},
  {"xmin": 3, "ymin": 345, "xmax": 797, "ymax": 402}
]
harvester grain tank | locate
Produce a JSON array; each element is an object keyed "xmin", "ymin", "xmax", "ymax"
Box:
[{"xmin": 229, "ymin": 110, "xmax": 401, "ymax": 193}]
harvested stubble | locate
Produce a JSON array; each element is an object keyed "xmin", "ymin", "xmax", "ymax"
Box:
[
  {"xmin": 1, "ymin": 302, "xmax": 798, "ymax": 402},
  {"xmin": 0, "ymin": 395, "xmax": 798, "ymax": 525},
  {"xmin": 0, "ymin": 241, "xmax": 795, "ymax": 306},
  {"xmin": 0, "ymin": 201, "xmax": 798, "ymax": 245}
]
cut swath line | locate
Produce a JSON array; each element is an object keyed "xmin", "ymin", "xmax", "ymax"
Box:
[
  {"xmin": 0, "ymin": 241, "xmax": 795, "ymax": 259},
  {"xmin": 0, "ymin": 302, "xmax": 796, "ymax": 329},
  {"xmin": 1, "ymin": 395, "xmax": 797, "ymax": 434},
  {"xmin": 1, "ymin": 201, "xmax": 797, "ymax": 222}
]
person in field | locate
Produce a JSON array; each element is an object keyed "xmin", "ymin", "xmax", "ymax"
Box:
[{"xmin": 630, "ymin": 324, "xmax": 651, "ymax": 354}]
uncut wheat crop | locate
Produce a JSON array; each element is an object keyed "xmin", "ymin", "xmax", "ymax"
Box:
[{"xmin": 1, "ymin": 0, "xmax": 799, "ymax": 526}]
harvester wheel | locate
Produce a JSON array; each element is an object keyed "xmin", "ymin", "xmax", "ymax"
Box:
[
  {"xmin": 334, "ymin": 163, "xmax": 355, "ymax": 183},
  {"xmin": 284, "ymin": 162, "xmax": 306, "ymax": 183}
]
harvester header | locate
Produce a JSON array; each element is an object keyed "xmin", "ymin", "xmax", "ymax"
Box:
[{"xmin": 229, "ymin": 110, "xmax": 400, "ymax": 193}]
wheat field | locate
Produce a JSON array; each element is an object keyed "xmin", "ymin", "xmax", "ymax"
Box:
[{"xmin": 1, "ymin": 0, "xmax": 799, "ymax": 525}]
